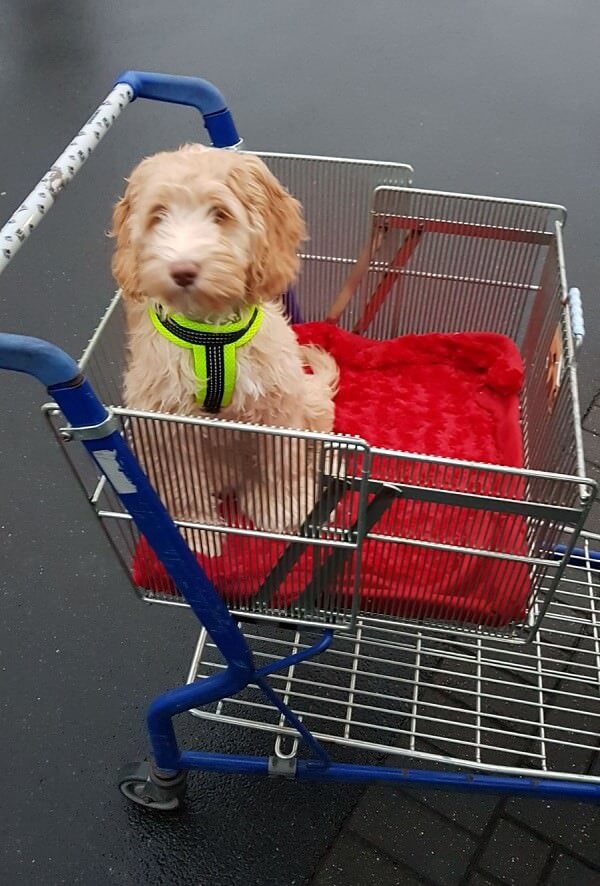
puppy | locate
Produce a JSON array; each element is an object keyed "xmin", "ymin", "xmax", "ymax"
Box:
[{"xmin": 111, "ymin": 145, "xmax": 338, "ymax": 556}]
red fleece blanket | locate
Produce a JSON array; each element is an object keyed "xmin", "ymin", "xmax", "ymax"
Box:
[{"xmin": 132, "ymin": 323, "xmax": 530, "ymax": 627}]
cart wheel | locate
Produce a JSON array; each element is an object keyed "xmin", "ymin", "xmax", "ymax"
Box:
[{"xmin": 118, "ymin": 761, "xmax": 187, "ymax": 811}]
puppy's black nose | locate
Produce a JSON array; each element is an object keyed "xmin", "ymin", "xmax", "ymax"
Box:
[{"xmin": 170, "ymin": 261, "xmax": 198, "ymax": 288}]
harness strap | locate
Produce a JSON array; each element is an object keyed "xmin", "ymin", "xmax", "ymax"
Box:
[{"xmin": 149, "ymin": 304, "xmax": 263, "ymax": 411}]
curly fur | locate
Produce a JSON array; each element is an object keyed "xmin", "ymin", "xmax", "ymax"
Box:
[{"xmin": 111, "ymin": 145, "xmax": 338, "ymax": 555}]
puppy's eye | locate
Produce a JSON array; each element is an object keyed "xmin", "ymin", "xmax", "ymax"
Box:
[
  {"xmin": 148, "ymin": 204, "xmax": 168, "ymax": 226},
  {"xmin": 211, "ymin": 206, "xmax": 232, "ymax": 224}
]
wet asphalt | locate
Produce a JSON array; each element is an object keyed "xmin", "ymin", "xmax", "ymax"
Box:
[{"xmin": 1, "ymin": 2, "xmax": 600, "ymax": 884}]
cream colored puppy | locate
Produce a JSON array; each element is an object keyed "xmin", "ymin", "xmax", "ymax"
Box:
[{"xmin": 112, "ymin": 145, "xmax": 338, "ymax": 555}]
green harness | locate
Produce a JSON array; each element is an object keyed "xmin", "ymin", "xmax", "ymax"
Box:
[{"xmin": 149, "ymin": 304, "xmax": 264, "ymax": 412}]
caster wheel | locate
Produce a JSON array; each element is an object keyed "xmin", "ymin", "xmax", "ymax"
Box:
[{"xmin": 118, "ymin": 761, "xmax": 187, "ymax": 811}]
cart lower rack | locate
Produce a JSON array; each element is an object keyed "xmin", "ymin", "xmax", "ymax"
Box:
[{"xmin": 188, "ymin": 531, "xmax": 600, "ymax": 788}]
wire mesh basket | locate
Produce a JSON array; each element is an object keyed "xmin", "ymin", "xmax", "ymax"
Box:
[{"xmin": 45, "ymin": 152, "xmax": 594, "ymax": 640}]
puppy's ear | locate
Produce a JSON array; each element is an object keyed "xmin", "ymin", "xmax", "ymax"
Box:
[
  {"xmin": 110, "ymin": 185, "xmax": 142, "ymax": 301},
  {"xmin": 227, "ymin": 154, "xmax": 305, "ymax": 300}
]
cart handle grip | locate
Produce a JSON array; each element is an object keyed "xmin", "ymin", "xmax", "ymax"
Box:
[
  {"xmin": 567, "ymin": 287, "xmax": 585, "ymax": 347},
  {"xmin": 0, "ymin": 333, "xmax": 80, "ymax": 387},
  {"xmin": 1, "ymin": 72, "xmax": 241, "ymax": 275},
  {"xmin": 115, "ymin": 71, "xmax": 241, "ymax": 149}
]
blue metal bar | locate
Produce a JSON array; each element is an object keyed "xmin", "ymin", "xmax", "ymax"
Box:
[
  {"xmin": 255, "ymin": 630, "xmax": 333, "ymax": 678},
  {"xmin": 296, "ymin": 762, "xmax": 600, "ymax": 801},
  {"xmin": 553, "ymin": 543, "xmax": 600, "ymax": 569},
  {"xmin": 48, "ymin": 388, "xmax": 255, "ymax": 768},
  {"xmin": 282, "ymin": 288, "xmax": 303, "ymax": 325},
  {"xmin": 180, "ymin": 751, "xmax": 270, "ymax": 775},
  {"xmin": 0, "ymin": 334, "xmax": 80, "ymax": 386},
  {"xmin": 0, "ymin": 333, "xmax": 255, "ymax": 768},
  {"xmin": 147, "ymin": 671, "xmax": 251, "ymax": 771},
  {"xmin": 48, "ymin": 378, "xmax": 252, "ymax": 672},
  {"xmin": 152, "ymin": 631, "xmax": 333, "ymax": 770},
  {"xmin": 115, "ymin": 70, "xmax": 241, "ymax": 148},
  {"xmin": 176, "ymin": 752, "xmax": 600, "ymax": 801}
]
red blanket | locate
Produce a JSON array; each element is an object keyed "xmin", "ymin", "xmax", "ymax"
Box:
[{"xmin": 132, "ymin": 324, "xmax": 530, "ymax": 627}]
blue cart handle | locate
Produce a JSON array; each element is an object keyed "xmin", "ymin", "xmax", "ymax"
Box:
[
  {"xmin": 0, "ymin": 333, "xmax": 80, "ymax": 386},
  {"xmin": 115, "ymin": 70, "xmax": 241, "ymax": 149}
]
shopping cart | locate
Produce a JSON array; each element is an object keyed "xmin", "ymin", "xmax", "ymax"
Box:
[{"xmin": 1, "ymin": 71, "xmax": 599, "ymax": 809}]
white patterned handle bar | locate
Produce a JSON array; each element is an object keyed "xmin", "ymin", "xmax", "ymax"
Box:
[
  {"xmin": 0, "ymin": 71, "xmax": 242, "ymax": 276},
  {"xmin": 0, "ymin": 84, "xmax": 134, "ymax": 275},
  {"xmin": 568, "ymin": 287, "xmax": 585, "ymax": 347}
]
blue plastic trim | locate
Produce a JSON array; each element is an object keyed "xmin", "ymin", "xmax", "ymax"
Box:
[
  {"xmin": 147, "ymin": 671, "xmax": 250, "ymax": 770},
  {"xmin": 295, "ymin": 763, "xmax": 600, "ymax": 800},
  {"xmin": 553, "ymin": 543, "xmax": 600, "ymax": 569},
  {"xmin": 49, "ymin": 379, "xmax": 253, "ymax": 668},
  {"xmin": 282, "ymin": 288, "xmax": 304, "ymax": 325},
  {"xmin": 115, "ymin": 70, "xmax": 241, "ymax": 148},
  {"xmin": 176, "ymin": 753, "xmax": 600, "ymax": 801},
  {"xmin": 255, "ymin": 630, "xmax": 333, "ymax": 678},
  {"xmin": 0, "ymin": 344, "xmax": 257, "ymax": 771},
  {"xmin": 115, "ymin": 70, "xmax": 228, "ymax": 114},
  {"xmin": 0, "ymin": 334, "xmax": 80, "ymax": 387},
  {"xmin": 180, "ymin": 751, "xmax": 270, "ymax": 775}
]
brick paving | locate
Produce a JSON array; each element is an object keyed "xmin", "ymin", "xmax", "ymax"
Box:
[{"xmin": 309, "ymin": 406, "xmax": 600, "ymax": 886}]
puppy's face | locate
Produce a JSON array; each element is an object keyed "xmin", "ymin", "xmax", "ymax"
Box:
[{"xmin": 111, "ymin": 146, "xmax": 304, "ymax": 319}]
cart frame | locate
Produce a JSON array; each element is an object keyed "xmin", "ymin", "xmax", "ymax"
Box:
[{"xmin": 1, "ymin": 71, "xmax": 599, "ymax": 807}]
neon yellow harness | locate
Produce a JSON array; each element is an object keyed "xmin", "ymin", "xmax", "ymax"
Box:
[{"xmin": 149, "ymin": 304, "xmax": 263, "ymax": 412}]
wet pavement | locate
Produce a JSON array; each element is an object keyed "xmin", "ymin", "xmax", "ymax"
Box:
[{"xmin": 1, "ymin": 2, "xmax": 600, "ymax": 884}]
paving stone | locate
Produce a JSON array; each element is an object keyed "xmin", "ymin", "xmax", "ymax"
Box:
[
  {"xmin": 311, "ymin": 831, "xmax": 420, "ymax": 886},
  {"xmin": 412, "ymin": 788, "xmax": 498, "ymax": 838},
  {"xmin": 348, "ymin": 783, "xmax": 476, "ymax": 885},
  {"xmin": 408, "ymin": 687, "xmax": 480, "ymax": 758},
  {"xmin": 583, "ymin": 402, "xmax": 600, "ymax": 434},
  {"xmin": 582, "ymin": 428, "xmax": 600, "ymax": 466},
  {"xmin": 506, "ymin": 797, "xmax": 600, "ymax": 866},
  {"xmin": 547, "ymin": 853, "xmax": 600, "ymax": 885},
  {"xmin": 437, "ymin": 631, "xmax": 580, "ymax": 694},
  {"xmin": 479, "ymin": 819, "xmax": 550, "ymax": 885},
  {"xmin": 583, "ymin": 497, "xmax": 600, "ymax": 535},
  {"xmin": 584, "ymin": 467, "xmax": 600, "ymax": 500},
  {"xmin": 407, "ymin": 685, "xmax": 539, "ymax": 771},
  {"xmin": 467, "ymin": 874, "xmax": 500, "ymax": 886},
  {"xmin": 540, "ymin": 679, "xmax": 599, "ymax": 776}
]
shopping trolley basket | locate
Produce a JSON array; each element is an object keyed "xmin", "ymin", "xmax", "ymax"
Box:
[{"xmin": 1, "ymin": 72, "xmax": 599, "ymax": 807}]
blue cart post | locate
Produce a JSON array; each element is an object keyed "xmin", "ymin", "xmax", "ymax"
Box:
[
  {"xmin": 2, "ymin": 73, "xmax": 600, "ymax": 809},
  {"xmin": 0, "ymin": 332, "xmax": 337, "ymax": 808}
]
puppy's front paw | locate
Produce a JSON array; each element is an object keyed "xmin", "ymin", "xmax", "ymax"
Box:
[
  {"xmin": 253, "ymin": 498, "xmax": 307, "ymax": 536},
  {"xmin": 181, "ymin": 526, "xmax": 224, "ymax": 559},
  {"xmin": 198, "ymin": 531, "xmax": 224, "ymax": 559}
]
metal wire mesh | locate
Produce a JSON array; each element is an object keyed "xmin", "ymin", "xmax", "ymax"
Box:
[
  {"xmin": 48, "ymin": 155, "xmax": 593, "ymax": 638},
  {"xmin": 253, "ymin": 153, "xmax": 414, "ymax": 323},
  {"xmin": 187, "ymin": 531, "xmax": 600, "ymax": 785},
  {"xmin": 352, "ymin": 448, "xmax": 588, "ymax": 634},
  {"xmin": 47, "ymin": 404, "xmax": 371, "ymax": 629},
  {"xmin": 352, "ymin": 187, "xmax": 561, "ymax": 341}
]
